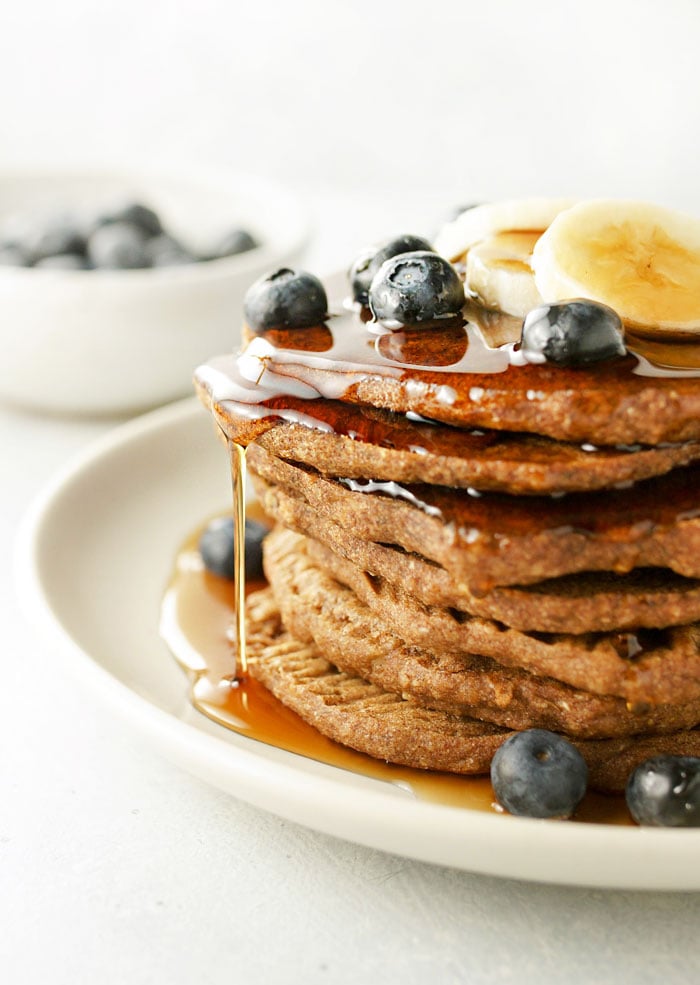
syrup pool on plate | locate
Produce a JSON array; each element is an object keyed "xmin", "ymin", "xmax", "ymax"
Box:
[{"xmin": 160, "ymin": 509, "xmax": 633, "ymax": 826}]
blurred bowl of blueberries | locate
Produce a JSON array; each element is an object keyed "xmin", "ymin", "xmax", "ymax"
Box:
[{"xmin": 0, "ymin": 168, "xmax": 309, "ymax": 414}]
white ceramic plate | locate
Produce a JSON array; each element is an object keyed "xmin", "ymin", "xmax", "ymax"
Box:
[{"xmin": 16, "ymin": 398, "xmax": 700, "ymax": 890}]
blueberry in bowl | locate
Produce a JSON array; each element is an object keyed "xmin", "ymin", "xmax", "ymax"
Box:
[
  {"xmin": 204, "ymin": 228, "xmax": 259, "ymax": 262},
  {"xmin": 3, "ymin": 199, "xmax": 259, "ymax": 272},
  {"xmin": 146, "ymin": 233, "xmax": 197, "ymax": 268},
  {"xmin": 93, "ymin": 201, "xmax": 163, "ymax": 238},
  {"xmin": 0, "ymin": 168, "xmax": 308, "ymax": 414},
  {"xmin": 86, "ymin": 220, "xmax": 152, "ymax": 270},
  {"xmin": 20, "ymin": 215, "xmax": 87, "ymax": 265}
]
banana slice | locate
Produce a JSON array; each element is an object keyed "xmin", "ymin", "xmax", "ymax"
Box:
[
  {"xmin": 435, "ymin": 198, "xmax": 575, "ymax": 317},
  {"xmin": 434, "ymin": 198, "xmax": 576, "ymax": 262},
  {"xmin": 532, "ymin": 199, "xmax": 700, "ymax": 333},
  {"xmin": 466, "ymin": 230, "xmax": 542, "ymax": 316}
]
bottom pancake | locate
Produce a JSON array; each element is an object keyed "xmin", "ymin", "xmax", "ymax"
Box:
[
  {"xmin": 245, "ymin": 586, "xmax": 700, "ymax": 793},
  {"xmin": 245, "ymin": 585, "xmax": 508, "ymax": 774}
]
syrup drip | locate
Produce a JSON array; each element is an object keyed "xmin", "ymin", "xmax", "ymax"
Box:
[
  {"xmin": 160, "ymin": 518, "xmax": 632, "ymax": 825},
  {"xmin": 229, "ymin": 438, "xmax": 247, "ymax": 677}
]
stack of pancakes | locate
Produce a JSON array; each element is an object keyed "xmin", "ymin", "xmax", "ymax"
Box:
[{"xmin": 195, "ymin": 297, "xmax": 700, "ymax": 793}]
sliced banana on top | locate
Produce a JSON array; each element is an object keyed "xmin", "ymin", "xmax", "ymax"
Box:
[
  {"xmin": 435, "ymin": 198, "xmax": 575, "ymax": 318},
  {"xmin": 435, "ymin": 198, "xmax": 576, "ymax": 261},
  {"xmin": 465, "ymin": 230, "xmax": 543, "ymax": 317},
  {"xmin": 532, "ymin": 199, "xmax": 700, "ymax": 334}
]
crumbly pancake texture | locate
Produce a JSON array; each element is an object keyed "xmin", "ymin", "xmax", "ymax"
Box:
[
  {"xmin": 342, "ymin": 365, "xmax": 700, "ymax": 446},
  {"xmin": 245, "ymin": 586, "xmax": 700, "ymax": 792},
  {"xmin": 261, "ymin": 526, "xmax": 700, "ymax": 740},
  {"xmin": 253, "ymin": 476, "xmax": 700, "ymax": 633},
  {"xmin": 204, "ymin": 392, "xmax": 700, "ymax": 495},
  {"xmin": 245, "ymin": 586, "xmax": 508, "ymax": 774},
  {"xmin": 265, "ymin": 527, "xmax": 700, "ymax": 705},
  {"xmin": 247, "ymin": 444, "xmax": 700, "ymax": 592}
]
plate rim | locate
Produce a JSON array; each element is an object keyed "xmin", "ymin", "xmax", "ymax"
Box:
[{"xmin": 14, "ymin": 397, "xmax": 700, "ymax": 891}]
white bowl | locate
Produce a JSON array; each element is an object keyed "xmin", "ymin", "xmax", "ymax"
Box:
[{"xmin": 0, "ymin": 168, "xmax": 309, "ymax": 415}]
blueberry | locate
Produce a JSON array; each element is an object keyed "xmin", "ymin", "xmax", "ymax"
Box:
[
  {"xmin": 0, "ymin": 244, "xmax": 28, "ymax": 266},
  {"xmin": 521, "ymin": 300, "xmax": 625, "ymax": 367},
  {"xmin": 368, "ymin": 251, "xmax": 465, "ymax": 325},
  {"xmin": 244, "ymin": 268, "xmax": 327, "ymax": 333},
  {"xmin": 96, "ymin": 202, "xmax": 163, "ymax": 237},
  {"xmin": 34, "ymin": 253, "xmax": 91, "ymax": 270},
  {"xmin": 146, "ymin": 233, "xmax": 196, "ymax": 267},
  {"xmin": 348, "ymin": 246, "xmax": 375, "ymax": 305},
  {"xmin": 198, "ymin": 516, "xmax": 267, "ymax": 580},
  {"xmin": 349, "ymin": 234, "xmax": 434, "ymax": 305},
  {"xmin": 87, "ymin": 221, "xmax": 151, "ymax": 269},
  {"xmin": 22, "ymin": 217, "xmax": 86, "ymax": 263},
  {"xmin": 625, "ymin": 755, "xmax": 700, "ymax": 827},
  {"xmin": 205, "ymin": 228, "xmax": 258, "ymax": 260},
  {"xmin": 490, "ymin": 729, "xmax": 588, "ymax": 819}
]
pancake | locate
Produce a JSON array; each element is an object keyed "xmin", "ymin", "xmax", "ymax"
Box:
[
  {"xmin": 264, "ymin": 527, "xmax": 700, "ymax": 705},
  {"xmin": 247, "ymin": 444, "xmax": 700, "ymax": 591},
  {"xmin": 194, "ymin": 258, "xmax": 700, "ymax": 795},
  {"xmin": 204, "ymin": 295, "xmax": 700, "ymax": 445},
  {"xmin": 246, "ymin": 586, "xmax": 509, "ymax": 773},
  {"xmin": 256, "ymin": 477, "xmax": 700, "ymax": 633},
  {"xmin": 202, "ymin": 390, "xmax": 700, "ymax": 495},
  {"xmin": 262, "ymin": 526, "xmax": 700, "ymax": 740},
  {"xmin": 245, "ymin": 586, "xmax": 700, "ymax": 793}
]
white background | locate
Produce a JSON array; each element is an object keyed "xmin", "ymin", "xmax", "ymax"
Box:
[
  {"xmin": 3, "ymin": 2, "xmax": 700, "ymax": 983},
  {"xmin": 2, "ymin": 0, "xmax": 700, "ymax": 261}
]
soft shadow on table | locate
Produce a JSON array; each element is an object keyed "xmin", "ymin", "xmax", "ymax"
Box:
[
  {"xmin": 117, "ymin": 734, "xmax": 700, "ymax": 985},
  {"xmin": 4, "ymin": 655, "xmax": 698, "ymax": 985},
  {"xmin": 239, "ymin": 809, "xmax": 700, "ymax": 985}
]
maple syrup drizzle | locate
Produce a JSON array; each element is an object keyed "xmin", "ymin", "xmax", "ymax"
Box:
[
  {"xmin": 194, "ymin": 285, "xmax": 700, "ymax": 504},
  {"xmin": 198, "ymin": 288, "xmax": 700, "ymax": 424},
  {"xmin": 160, "ymin": 518, "xmax": 632, "ymax": 825},
  {"xmin": 229, "ymin": 438, "xmax": 248, "ymax": 678}
]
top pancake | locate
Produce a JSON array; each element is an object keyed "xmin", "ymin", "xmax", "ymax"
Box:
[{"xmin": 192, "ymin": 277, "xmax": 700, "ymax": 447}]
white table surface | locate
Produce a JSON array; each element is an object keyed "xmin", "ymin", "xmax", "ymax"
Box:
[{"xmin": 3, "ymin": 193, "xmax": 700, "ymax": 985}]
